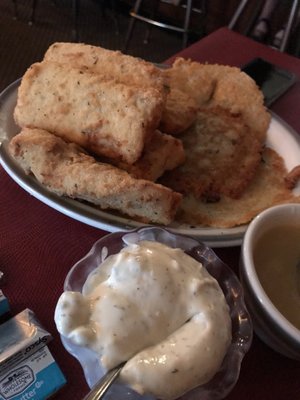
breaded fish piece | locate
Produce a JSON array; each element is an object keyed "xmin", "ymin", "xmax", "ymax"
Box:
[
  {"xmin": 161, "ymin": 107, "xmax": 263, "ymax": 201},
  {"xmin": 162, "ymin": 58, "xmax": 215, "ymax": 106},
  {"xmin": 165, "ymin": 58, "xmax": 270, "ymax": 142},
  {"xmin": 9, "ymin": 128, "xmax": 182, "ymax": 225},
  {"xmin": 285, "ymin": 165, "xmax": 300, "ymax": 190},
  {"xmin": 159, "ymin": 88, "xmax": 198, "ymax": 135},
  {"xmin": 14, "ymin": 61, "xmax": 164, "ymax": 164},
  {"xmin": 176, "ymin": 148, "xmax": 300, "ymax": 228},
  {"xmin": 211, "ymin": 67, "xmax": 270, "ymax": 143},
  {"xmin": 102, "ymin": 130, "xmax": 185, "ymax": 181},
  {"xmin": 44, "ymin": 42, "xmax": 168, "ymax": 95}
]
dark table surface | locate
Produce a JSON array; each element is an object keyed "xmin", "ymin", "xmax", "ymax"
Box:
[{"xmin": 0, "ymin": 27, "xmax": 300, "ymax": 400}]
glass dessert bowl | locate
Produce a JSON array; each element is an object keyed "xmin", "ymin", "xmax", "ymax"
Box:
[{"xmin": 57, "ymin": 226, "xmax": 253, "ymax": 400}]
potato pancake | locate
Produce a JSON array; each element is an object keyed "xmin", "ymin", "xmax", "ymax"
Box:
[
  {"xmin": 176, "ymin": 148, "xmax": 300, "ymax": 228},
  {"xmin": 160, "ymin": 107, "xmax": 263, "ymax": 201}
]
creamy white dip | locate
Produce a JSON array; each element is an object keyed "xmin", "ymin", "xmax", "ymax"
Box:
[{"xmin": 55, "ymin": 241, "xmax": 231, "ymax": 399}]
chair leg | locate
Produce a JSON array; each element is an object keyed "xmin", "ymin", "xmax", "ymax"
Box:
[
  {"xmin": 72, "ymin": 0, "xmax": 79, "ymax": 42},
  {"xmin": 123, "ymin": 0, "xmax": 143, "ymax": 52},
  {"xmin": 201, "ymin": 0, "xmax": 206, "ymax": 17},
  {"xmin": 228, "ymin": 0, "xmax": 249, "ymax": 30},
  {"xmin": 29, "ymin": 0, "xmax": 38, "ymax": 25},
  {"xmin": 144, "ymin": 0, "xmax": 160, "ymax": 44},
  {"xmin": 111, "ymin": 0, "xmax": 120, "ymax": 34},
  {"xmin": 280, "ymin": 0, "xmax": 299, "ymax": 52},
  {"xmin": 183, "ymin": 0, "xmax": 193, "ymax": 48},
  {"xmin": 11, "ymin": 0, "xmax": 18, "ymax": 19},
  {"xmin": 106, "ymin": 0, "xmax": 120, "ymax": 35},
  {"xmin": 292, "ymin": 24, "xmax": 300, "ymax": 56}
]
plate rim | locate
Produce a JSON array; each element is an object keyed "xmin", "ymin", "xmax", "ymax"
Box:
[{"xmin": 0, "ymin": 79, "xmax": 299, "ymax": 248}]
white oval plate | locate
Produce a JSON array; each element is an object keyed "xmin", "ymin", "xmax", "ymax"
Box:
[{"xmin": 1, "ymin": 80, "xmax": 300, "ymax": 247}]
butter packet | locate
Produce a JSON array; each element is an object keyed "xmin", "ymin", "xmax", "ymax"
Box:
[{"xmin": 0, "ymin": 309, "xmax": 66, "ymax": 400}]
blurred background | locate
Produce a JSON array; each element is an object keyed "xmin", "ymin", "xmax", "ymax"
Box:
[{"xmin": 0, "ymin": 0, "xmax": 299, "ymax": 92}]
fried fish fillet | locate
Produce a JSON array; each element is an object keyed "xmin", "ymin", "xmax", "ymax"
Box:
[
  {"xmin": 164, "ymin": 58, "xmax": 271, "ymax": 142},
  {"xmin": 44, "ymin": 42, "xmax": 167, "ymax": 95},
  {"xmin": 285, "ymin": 165, "xmax": 300, "ymax": 190},
  {"xmin": 14, "ymin": 61, "xmax": 164, "ymax": 164},
  {"xmin": 45, "ymin": 42, "xmax": 201, "ymax": 135},
  {"xmin": 160, "ymin": 107, "xmax": 263, "ymax": 201},
  {"xmin": 159, "ymin": 88, "xmax": 198, "ymax": 135},
  {"xmin": 102, "ymin": 130, "xmax": 185, "ymax": 181},
  {"xmin": 162, "ymin": 58, "xmax": 215, "ymax": 106},
  {"xmin": 9, "ymin": 128, "xmax": 182, "ymax": 225},
  {"xmin": 176, "ymin": 148, "xmax": 300, "ymax": 228},
  {"xmin": 211, "ymin": 67, "xmax": 270, "ymax": 143}
]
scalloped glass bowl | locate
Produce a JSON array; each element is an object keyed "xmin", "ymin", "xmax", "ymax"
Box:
[
  {"xmin": 60, "ymin": 227, "xmax": 252, "ymax": 400},
  {"xmin": 240, "ymin": 204, "xmax": 300, "ymax": 360}
]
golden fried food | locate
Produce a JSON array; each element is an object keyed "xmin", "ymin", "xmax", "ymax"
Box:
[
  {"xmin": 160, "ymin": 107, "xmax": 263, "ymax": 201},
  {"xmin": 12, "ymin": 41, "xmax": 294, "ymax": 229},
  {"xmin": 44, "ymin": 42, "xmax": 168, "ymax": 94},
  {"xmin": 211, "ymin": 68, "xmax": 270, "ymax": 142},
  {"xmin": 176, "ymin": 148, "xmax": 300, "ymax": 228},
  {"xmin": 164, "ymin": 58, "xmax": 271, "ymax": 142},
  {"xmin": 159, "ymin": 88, "xmax": 198, "ymax": 135},
  {"xmin": 9, "ymin": 128, "xmax": 182, "ymax": 225},
  {"xmin": 163, "ymin": 58, "xmax": 215, "ymax": 106},
  {"xmin": 103, "ymin": 130, "xmax": 185, "ymax": 181},
  {"xmin": 14, "ymin": 61, "xmax": 164, "ymax": 164},
  {"xmin": 285, "ymin": 165, "xmax": 300, "ymax": 190}
]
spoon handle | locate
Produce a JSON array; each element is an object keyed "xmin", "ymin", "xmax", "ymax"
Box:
[{"xmin": 83, "ymin": 364, "xmax": 124, "ymax": 400}]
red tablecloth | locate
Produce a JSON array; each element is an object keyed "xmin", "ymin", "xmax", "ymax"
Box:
[{"xmin": 1, "ymin": 27, "xmax": 300, "ymax": 400}]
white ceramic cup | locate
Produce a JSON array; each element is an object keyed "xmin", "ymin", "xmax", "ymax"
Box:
[{"xmin": 240, "ymin": 203, "xmax": 300, "ymax": 360}]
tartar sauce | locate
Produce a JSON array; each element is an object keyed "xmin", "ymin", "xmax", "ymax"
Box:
[{"xmin": 55, "ymin": 241, "xmax": 231, "ymax": 400}]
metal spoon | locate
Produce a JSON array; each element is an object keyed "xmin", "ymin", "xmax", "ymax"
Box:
[{"xmin": 83, "ymin": 363, "xmax": 124, "ymax": 400}]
